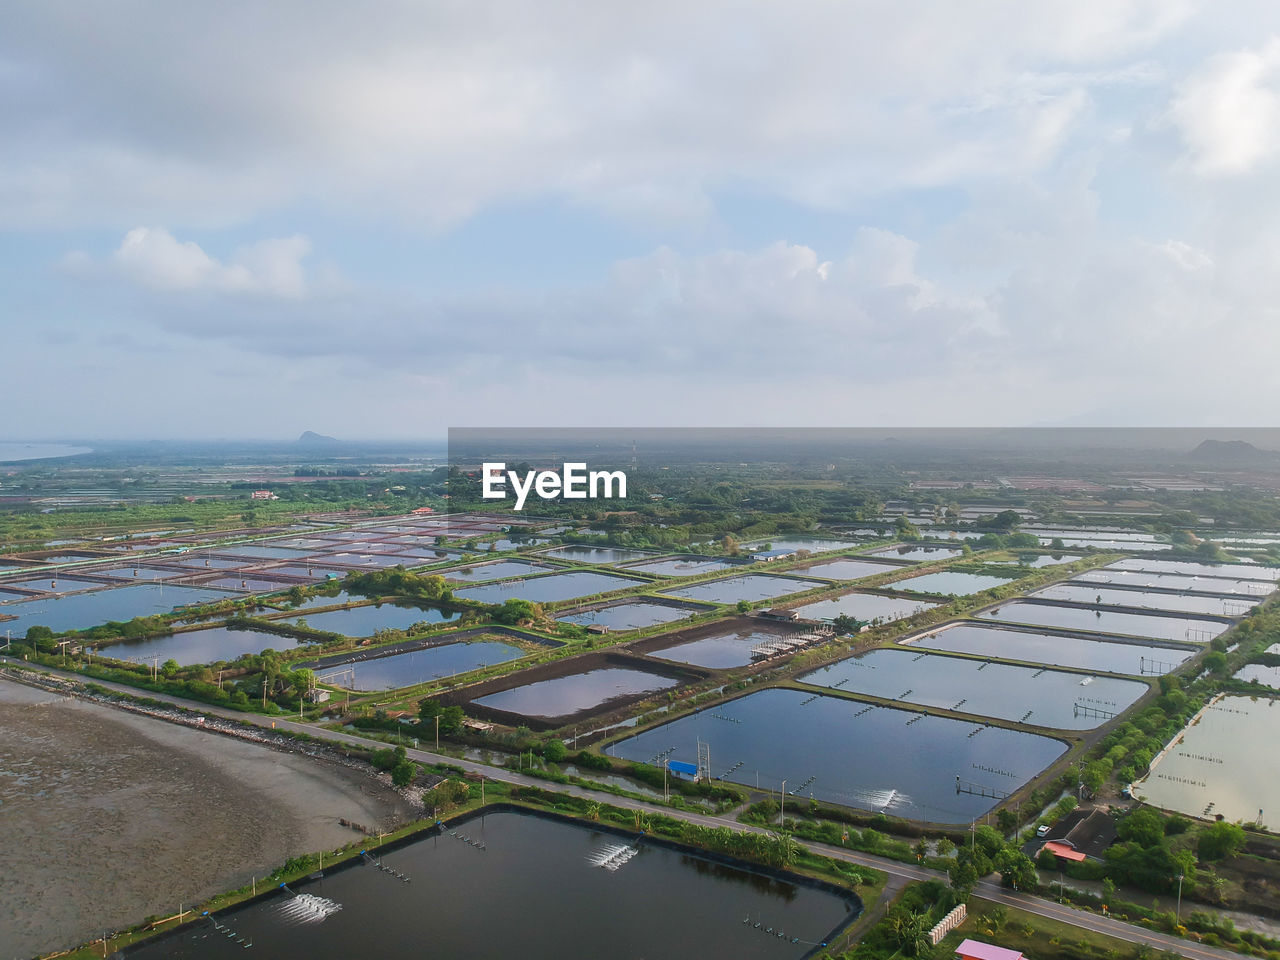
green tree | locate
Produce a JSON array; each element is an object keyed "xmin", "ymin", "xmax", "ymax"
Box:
[
  {"xmin": 391, "ymin": 759, "xmax": 416, "ymax": 787},
  {"xmin": 1118, "ymin": 808, "xmax": 1165, "ymax": 848},
  {"xmin": 996, "ymin": 849, "xmax": 1038, "ymax": 890},
  {"xmin": 1198, "ymin": 821, "xmax": 1245, "ymax": 861},
  {"xmin": 889, "ymin": 909, "xmax": 932, "ymax": 957},
  {"xmin": 996, "ymin": 808, "xmax": 1017, "ymax": 836}
]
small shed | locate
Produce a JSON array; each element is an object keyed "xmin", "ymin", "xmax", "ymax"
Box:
[
  {"xmin": 752, "ymin": 548, "xmax": 796, "ymax": 562},
  {"xmin": 955, "ymin": 940, "xmax": 1024, "ymax": 960},
  {"xmin": 955, "ymin": 939, "xmax": 1024, "ymax": 960},
  {"xmin": 667, "ymin": 760, "xmax": 698, "ymax": 778}
]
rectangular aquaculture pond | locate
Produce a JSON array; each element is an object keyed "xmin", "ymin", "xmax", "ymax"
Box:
[
  {"xmin": 1108, "ymin": 558, "xmax": 1280, "ymax": 582},
  {"xmin": 905, "ymin": 623, "xmax": 1195, "ymax": 675},
  {"xmin": 454, "ymin": 571, "xmax": 640, "ymax": 605},
  {"xmin": 661, "ymin": 574, "xmax": 825, "ymax": 605},
  {"xmin": 314, "ymin": 639, "xmax": 526, "ymax": 691},
  {"xmin": 557, "ymin": 600, "xmax": 698, "ymax": 631},
  {"xmin": 472, "ymin": 666, "xmax": 681, "ymax": 723},
  {"xmin": 95, "ymin": 624, "xmax": 308, "ymax": 666},
  {"xmin": 283, "ymin": 602, "xmax": 460, "ymax": 636},
  {"xmin": 992, "ymin": 554, "xmax": 1082, "ymax": 568},
  {"xmin": 867, "ymin": 545, "xmax": 965, "ymax": 563},
  {"xmin": 798, "ymin": 649, "xmax": 1147, "ymax": 730},
  {"xmin": 621, "ymin": 555, "xmax": 746, "ymax": 577},
  {"xmin": 539, "ymin": 545, "xmax": 658, "ymax": 565},
  {"xmin": 605, "ymin": 688, "xmax": 1067, "ymax": 824},
  {"xmin": 1136, "ymin": 696, "xmax": 1280, "ymax": 825},
  {"xmin": 126, "ymin": 809, "xmax": 858, "ymax": 960},
  {"xmin": 0, "ymin": 576, "xmax": 109, "ymax": 593},
  {"xmin": 786, "ymin": 558, "xmax": 903, "ymax": 581},
  {"xmin": 0, "ymin": 583, "xmax": 233, "ymax": 635},
  {"xmin": 888, "ymin": 571, "xmax": 1017, "ymax": 596},
  {"xmin": 788, "ymin": 591, "xmax": 938, "ymax": 625},
  {"xmin": 1028, "ymin": 583, "xmax": 1258, "ymax": 618},
  {"xmin": 1073, "ymin": 567, "xmax": 1274, "ymax": 597},
  {"xmin": 643, "ymin": 622, "xmax": 809, "ymax": 669},
  {"xmin": 440, "ymin": 559, "xmax": 557, "ymax": 582},
  {"xmin": 976, "ymin": 600, "xmax": 1228, "ymax": 642}
]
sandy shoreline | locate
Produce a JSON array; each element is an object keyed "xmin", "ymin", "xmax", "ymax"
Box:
[{"xmin": 0, "ymin": 678, "xmax": 414, "ymax": 960}]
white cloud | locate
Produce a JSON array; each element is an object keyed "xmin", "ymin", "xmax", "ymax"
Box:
[
  {"xmin": 1168, "ymin": 38, "xmax": 1280, "ymax": 176},
  {"xmin": 0, "ymin": 0, "xmax": 1197, "ymax": 229},
  {"xmin": 108, "ymin": 227, "xmax": 312, "ymax": 297}
]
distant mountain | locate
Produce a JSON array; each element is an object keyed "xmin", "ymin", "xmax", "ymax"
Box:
[
  {"xmin": 1188, "ymin": 439, "xmax": 1280, "ymax": 464},
  {"xmin": 297, "ymin": 430, "xmax": 341, "ymax": 446}
]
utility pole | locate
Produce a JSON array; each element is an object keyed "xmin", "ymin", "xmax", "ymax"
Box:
[
  {"xmin": 435, "ymin": 715, "xmax": 440, "ymax": 752},
  {"xmin": 1176, "ymin": 872, "xmax": 1184, "ymax": 922},
  {"xmin": 780, "ymin": 779, "xmax": 787, "ymax": 827}
]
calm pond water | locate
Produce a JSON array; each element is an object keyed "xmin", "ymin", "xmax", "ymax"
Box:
[
  {"xmin": 868, "ymin": 545, "xmax": 964, "ymax": 563},
  {"xmin": 1027, "ymin": 528, "xmax": 1159, "ymax": 543},
  {"xmin": 557, "ymin": 601, "xmax": 695, "ymax": 631},
  {"xmin": 889, "ymin": 572, "xmax": 1014, "ymax": 596},
  {"xmin": 129, "ymin": 809, "xmax": 856, "ymax": 960},
  {"xmin": 622, "ymin": 556, "xmax": 744, "ymax": 576},
  {"xmin": 789, "ymin": 592, "xmax": 938, "ymax": 624},
  {"xmin": 1233, "ymin": 663, "xmax": 1280, "ymax": 690},
  {"xmin": 0, "ymin": 584, "xmax": 232, "ymax": 635},
  {"xmin": 455, "ymin": 571, "xmax": 639, "ymax": 605},
  {"xmin": 662, "ymin": 575, "xmax": 825, "ymax": 605},
  {"xmin": 1110, "ymin": 558, "xmax": 1280, "ymax": 582},
  {"xmin": 441, "ymin": 559, "xmax": 556, "ymax": 582},
  {"xmin": 213, "ymin": 546, "xmax": 310, "ymax": 561},
  {"xmin": 788, "ymin": 558, "xmax": 901, "ymax": 581},
  {"xmin": 977, "ymin": 601, "xmax": 1228, "ymax": 642},
  {"xmin": 475, "ymin": 667, "xmax": 680, "ymax": 721},
  {"xmin": 1, "ymin": 576, "xmax": 110, "ymax": 593},
  {"xmin": 319, "ymin": 640, "xmax": 525, "ymax": 691},
  {"xmin": 798, "ymin": 649, "xmax": 1147, "ymax": 730},
  {"xmin": 649, "ymin": 625, "xmax": 799, "ymax": 669},
  {"xmin": 284, "ymin": 603, "xmax": 459, "ymax": 636},
  {"xmin": 1037, "ymin": 538, "xmax": 1171, "ymax": 551},
  {"xmin": 606, "ymin": 688, "xmax": 1066, "ymax": 823},
  {"xmin": 282, "ymin": 591, "xmax": 357, "ymax": 611},
  {"xmin": 1030, "ymin": 584, "xmax": 1258, "ymax": 618},
  {"xmin": 1073, "ymin": 568, "xmax": 1272, "ymax": 597},
  {"xmin": 742, "ymin": 537, "xmax": 866, "ymax": 554},
  {"xmin": 205, "ymin": 576, "xmax": 294, "ymax": 593},
  {"xmin": 97, "ymin": 566, "xmax": 183, "ymax": 582},
  {"xmin": 993, "ymin": 554, "xmax": 1082, "ymax": 568},
  {"xmin": 96, "ymin": 625, "xmax": 307, "ymax": 666},
  {"xmin": 540, "ymin": 545, "xmax": 657, "ymax": 565},
  {"xmin": 314, "ymin": 553, "xmax": 416, "ymax": 569},
  {"xmin": 169, "ymin": 556, "xmax": 247, "ymax": 571},
  {"xmin": 1136, "ymin": 696, "xmax": 1280, "ymax": 825},
  {"xmin": 906, "ymin": 623, "xmax": 1194, "ymax": 675}
]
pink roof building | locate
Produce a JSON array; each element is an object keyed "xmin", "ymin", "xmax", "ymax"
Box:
[{"xmin": 955, "ymin": 940, "xmax": 1025, "ymax": 960}]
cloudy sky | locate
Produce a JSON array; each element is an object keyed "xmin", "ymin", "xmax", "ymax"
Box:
[{"xmin": 4, "ymin": 1, "xmax": 1280, "ymax": 438}]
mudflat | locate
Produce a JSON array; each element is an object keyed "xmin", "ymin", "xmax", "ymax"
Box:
[{"xmin": 0, "ymin": 678, "xmax": 413, "ymax": 959}]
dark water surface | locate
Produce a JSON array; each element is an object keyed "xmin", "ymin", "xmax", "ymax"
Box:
[
  {"xmin": 606, "ymin": 688, "xmax": 1066, "ymax": 823},
  {"xmin": 128, "ymin": 810, "xmax": 857, "ymax": 959}
]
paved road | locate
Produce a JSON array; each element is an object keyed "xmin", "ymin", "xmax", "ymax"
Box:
[{"xmin": 2, "ymin": 659, "xmax": 1250, "ymax": 960}]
